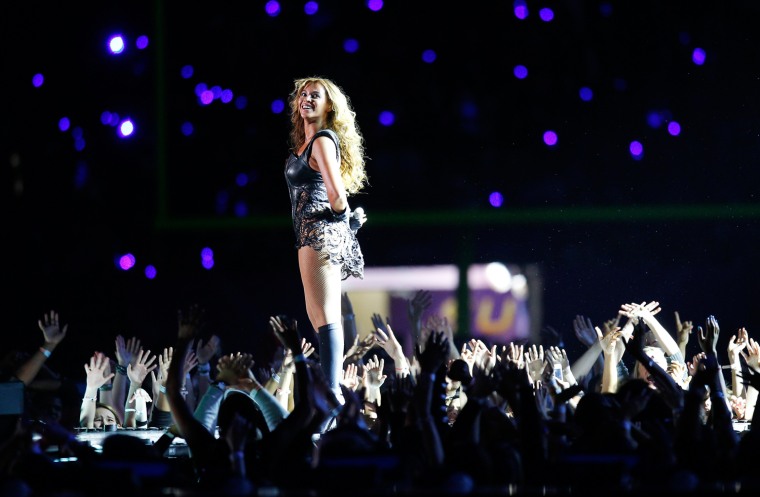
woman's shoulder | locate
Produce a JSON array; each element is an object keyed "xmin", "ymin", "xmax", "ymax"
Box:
[{"xmin": 314, "ymin": 128, "xmax": 339, "ymax": 143}]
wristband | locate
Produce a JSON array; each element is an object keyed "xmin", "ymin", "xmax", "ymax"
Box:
[
  {"xmin": 82, "ymin": 396, "xmax": 97, "ymax": 402},
  {"xmin": 331, "ymin": 207, "xmax": 349, "ymax": 222},
  {"xmin": 99, "ymin": 384, "xmax": 113, "ymax": 391},
  {"xmin": 197, "ymin": 363, "xmax": 211, "ymax": 375},
  {"xmin": 293, "ymin": 354, "xmax": 306, "ymax": 363},
  {"xmin": 125, "ymin": 408, "xmax": 136, "ymax": 413},
  {"xmin": 39, "ymin": 347, "xmax": 52, "ymax": 358},
  {"xmin": 158, "ymin": 384, "xmax": 167, "ymax": 394},
  {"xmin": 344, "ymin": 314, "xmax": 355, "ymax": 321},
  {"xmin": 115, "ymin": 364, "xmax": 128, "ymax": 376},
  {"xmin": 271, "ymin": 373, "xmax": 281, "ymax": 384}
]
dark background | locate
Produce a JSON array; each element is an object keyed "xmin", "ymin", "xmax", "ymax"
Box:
[{"xmin": 4, "ymin": 0, "xmax": 760, "ymax": 378}]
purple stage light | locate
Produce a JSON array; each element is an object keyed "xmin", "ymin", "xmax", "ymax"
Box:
[
  {"xmin": 667, "ymin": 121, "xmax": 681, "ymax": 136},
  {"xmin": 118, "ymin": 253, "xmax": 136, "ymax": 270},
  {"xmin": 367, "ymin": 0, "xmax": 383, "ymax": 12},
  {"xmin": 271, "ymin": 99, "xmax": 286, "ymax": 114},
  {"xmin": 422, "ymin": 49, "xmax": 437, "ymax": 63},
  {"xmin": 489, "ymin": 191, "xmax": 504, "ymax": 208},
  {"xmin": 74, "ymin": 138, "xmax": 86, "ymax": 151},
  {"xmin": 513, "ymin": 65, "xmax": 528, "ymax": 79},
  {"xmin": 629, "ymin": 140, "xmax": 644, "ymax": 158},
  {"xmin": 58, "ymin": 117, "xmax": 70, "ymax": 132},
  {"xmin": 211, "ymin": 85, "xmax": 222, "ymax": 99},
  {"xmin": 579, "ymin": 87, "xmax": 593, "ymax": 101},
  {"xmin": 199, "ymin": 90, "xmax": 214, "ymax": 105},
  {"xmin": 514, "ymin": 0, "xmax": 528, "ymax": 19},
  {"xmin": 233, "ymin": 201, "xmax": 249, "ymax": 218},
  {"xmin": 378, "ymin": 111, "xmax": 395, "ymax": 126},
  {"xmin": 109, "ymin": 113, "xmax": 120, "ymax": 126},
  {"xmin": 145, "ymin": 265, "xmax": 157, "ymax": 279},
  {"xmin": 220, "ymin": 89, "xmax": 234, "ymax": 103},
  {"xmin": 136, "ymin": 35, "xmax": 149, "ymax": 49},
  {"xmin": 181, "ymin": 122, "xmax": 194, "ymax": 136},
  {"xmin": 344, "ymin": 38, "xmax": 359, "ymax": 53},
  {"xmin": 100, "ymin": 111, "xmax": 112, "ymax": 125},
  {"xmin": 265, "ymin": 1, "xmax": 281, "ymax": 16},
  {"xmin": 692, "ymin": 47, "xmax": 706, "ymax": 65},
  {"xmin": 201, "ymin": 247, "xmax": 214, "ymax": 260},
  {"xmin": 32, "ymin": 73, "xmax": 44, "ymax": 87},
  {"xmin": 304, "ymin": 1, "xmax": 318, "ymax": 15},
  {"xmin": 539, "ymin": 8, "xmax": 554, "ymax": 22},
  {"xmin": 543, "ymin": 130, "xmax": 558, "ymax": 146},
  {"xmin": 181, "ymin": 65, "xmax": 194, "ymax": 79}
]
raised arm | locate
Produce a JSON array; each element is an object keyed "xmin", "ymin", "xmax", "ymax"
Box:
[
  {"xmin": 620, "ymin": 301, "xmax": 681, "ymax": 358},
  {"xmin": 15, "ymin": 310, "xmax": 68, "ymax": 385}
]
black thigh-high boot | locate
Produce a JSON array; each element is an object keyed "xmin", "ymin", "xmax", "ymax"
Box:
[{"xmin": 317, "ymin": 323, "xmax": 344, "ymax": 433}]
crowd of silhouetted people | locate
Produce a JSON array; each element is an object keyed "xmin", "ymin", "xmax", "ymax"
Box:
[{"xmin": 2, "ymin": 293, "xmax": 759, "ymax": 496}]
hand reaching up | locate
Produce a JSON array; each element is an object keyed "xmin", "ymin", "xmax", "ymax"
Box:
[
  {"xmin": 407, "ymin": 289, "xmax": 432, "ymax": 334},
  {"xmin": 524, "ymin": 344, "xmax": 545, "ymax": 386},
  {"xmin": 269, "ymin": 315, "xmax": 301, "ymax": 355},
  {"xmin": 371, "ymin": 313, "xmax": 390, "ymax": 336},
  {"xmin": 416, "ymin": 329, "xmax": 449, "ymax": 375},
  {"xmin": 115, "ymin": 335, "xmax": 141, "ymax": 368},
  {"xmin": 195, "ymin": 334, "xmax": 221, "ymax": 365},
  {"xmin": 741, "ymin": 337, "xmax": 760, "ymax": 373},
  {"xmin": 127, "ymin": 349, "xmax": 157, "ymax": 386},
  {"xmin": 573, "ymin": 315, "xmax": 597, "ymax": 349},
  {"xmin": 84, "ymin": 352, "xmax": 115, "ymax": 390},
  {"xmin": 674, "ymin": 311, "xmax": 693, "ymax": 352},
  {"xmin": 38, "ymin": 310, "xmax": 68, "ymax": 346},
  {"xmin": 177, "ymin": 304, "xmax": 206, "ymax": 340},
  {"xmin": 697, "ymin": 315, "xmax": 720, "ymax": 356},
  {"xmin": 343, "ymin": 333, "xmax": 375, "ymax": 364}
]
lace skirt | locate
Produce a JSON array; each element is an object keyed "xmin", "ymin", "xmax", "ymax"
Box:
[{"xmin": 295, "ymin": 217, "xmax": 364, "ymax": 281}]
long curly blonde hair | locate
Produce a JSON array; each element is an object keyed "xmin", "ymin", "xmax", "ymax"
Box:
[{"xmin": 289, "ymin": 76, "xmax": 368, "ymax": 195}]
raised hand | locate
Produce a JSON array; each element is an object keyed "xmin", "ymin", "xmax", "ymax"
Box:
[
  {"xmin": 115, "ymin": 335, "xmax": 141, "ymax": 368},
  {"xmin": 363, "ymin": 354, "xmax": 387, "ymax": 389},
  {"xmin": 363, "ymin": 354, "xmax": 387, "ymax": 406},
  {"xmin": 84, "ymin": 352, "xmax": 115, "ymax": 390},
  {"xmin": 371, "ymin": 313, "xmax": 390, "ymax": 336},
  {"xmin": 177, "ymin": 304, "xmax": 206, "ymax": 340},
  {"xmin": 38, "ymin": 310, "xmax": 68, "ymax": 346},
  {"xmin": 127, "ymin": 349, "xmax": 157, "ymax": 386},
  {"xmin": 155, "ymin": 347, "xmax": 173, "ymax": 385},
  {"xmin": 546, "ymin": 345, "xmax": 571, "ymax": 371},
  {"xmin": 343, "ymin": 333, "xmax": 375, "ymax": 364},
  {"xmin": 603, "ymin": 315, "xmax": 622, "ymax": 335},
  {"xmin": 374, "ymin": 323, "xmax": 407, "ymax": 368},
  {"xmin": 268, "ymin": 315, "xmax": 301, "ymax": 354},
  {"xmin": 524, "ymin": 344, "xmax": 546, "ymax": 386},
  {"xmin": 573, "ymin": 315, "xmax": 597, "ymax": 348},
  {"xmin": 741, "ymin": 337, "xmax": 760, "ymax": 373},
  {"xmin": 674, "ymin": 311, "xmax": 693, "ymax": 354},
  {"xmin": 416, "ymin": 329, "xmax": 449, "ymax": 375},
  {"xmin": 407, "ymin": 289, "xmax": 432, "ymax": 331},
  {"xmin": 183, "ymin": 348, "xmax": 199, "ymax": 374},
  {"xmin": 697, "ymin": 315, "xmax": 720, "ymax": 355},
  {"xmin": 216, "ymin": 352, "xmax": 255, "ymax": 386},
  {"xmin": 341, "ymin": 363, "xmax": 360, "ymax": 391},
  {"xmin": 727, "ymin": 327, "xmax": 748, "ymax": 364},
  {"xmin": 505, "ymin": 342, "xmax": 525, "ymax": 369},
  {"xmin": 195, "ymin": 334, "xmax": 221, "ymax": 365}
]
